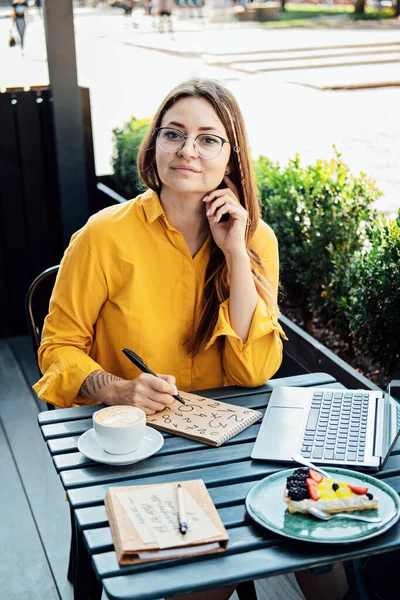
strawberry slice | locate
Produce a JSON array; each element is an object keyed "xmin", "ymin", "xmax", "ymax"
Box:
[
  {"xmin": 348, "ymin": 484, "xmax": 368, "ymax": 495},
  {"xmin": 308, "ymin": 469, "xmax": 323, "ymax": 483},
  {"xmin": 306, "ymin": 478, "xmax": 320, "ymax": 501}
]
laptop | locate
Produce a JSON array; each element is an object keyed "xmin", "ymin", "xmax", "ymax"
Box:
[{"xmin": 251, "ymin": 365, "xmax": 400, "ymax": 471}]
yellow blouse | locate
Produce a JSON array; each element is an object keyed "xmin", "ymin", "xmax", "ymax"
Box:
[{"xmin": 33, "ymin": 190, "xmax": 286, "ymax": 408}]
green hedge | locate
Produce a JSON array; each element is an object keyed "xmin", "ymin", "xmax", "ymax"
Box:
[
  {"xmin": 255, "ymin": 152, "xmax": 378, "ymax": 331},
  {"xmin": 111, "ymin": 117, "xmax": 151, "ymax": 198},
  {"xmin": 342, "ymin": 213, "xmax": 400, "ymax": 368},
  {"xmin": 255, "ymin": 152, "xmax": 399, "ymax": 371}
]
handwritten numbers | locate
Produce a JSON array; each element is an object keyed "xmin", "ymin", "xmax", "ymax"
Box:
[
  {"xmin": 227, "ymin": 414, "xmax": 243, "ymax": 423},
  {"xmin": 209, "ymin": 419, "xmax": 227, "ymax": 429},
  {"xmin": 178, "ymin": 404, "xmax": 202, "ymax": 413}
]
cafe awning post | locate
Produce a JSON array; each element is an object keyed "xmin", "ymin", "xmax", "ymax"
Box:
[{"xmin": 42, "ymin": 0, "xmax": 90, "ymax": 248}]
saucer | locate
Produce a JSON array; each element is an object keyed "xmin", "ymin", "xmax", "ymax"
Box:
[{"xmin": 77, "ymin": 426, "xmax": 164, "ymax": 466}]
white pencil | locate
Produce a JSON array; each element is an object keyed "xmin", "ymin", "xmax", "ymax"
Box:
[{"xmin": 176, "ymin": 484, "xmax": 187, "ymax": 535}]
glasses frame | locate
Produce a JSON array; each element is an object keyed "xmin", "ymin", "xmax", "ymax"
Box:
[{"xmin": 155, "ymin": 127, "xmax": 230, "ymax": 160}]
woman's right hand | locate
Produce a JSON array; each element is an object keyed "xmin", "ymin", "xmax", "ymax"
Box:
[
  {"xmin": 108, "ymin": 374, "xmax": 177, "ymax": 414},
  {"xmin": 80, "ymin": 370, "xmax": 177, "ymax": 415}
]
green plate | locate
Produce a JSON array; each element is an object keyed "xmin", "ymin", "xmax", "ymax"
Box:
[{"xmin": 246, "ymin": 468, "xmax": 400, "ymax": 544}]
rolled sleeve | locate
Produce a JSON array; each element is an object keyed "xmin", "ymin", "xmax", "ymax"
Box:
[
  {"xmin": 33, "ymin": 353, "xmax": 103, "ymax": 408},
  {"xmin": 205, "ymin": 297, "xmax": 288, "ymax": 387}
]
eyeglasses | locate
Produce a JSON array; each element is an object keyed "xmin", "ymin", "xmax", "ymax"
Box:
[{"xmin": 155, "ymin": 127, "xmax": 229, "ymax": 160}]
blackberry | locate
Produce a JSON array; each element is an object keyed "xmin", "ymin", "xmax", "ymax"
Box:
[
  {"xmin": 293, "ymin": 468, "xmax": 308, "ymax": 477},
  {"xmin": 366, "ymin": 492, "xmax": 374, "ymax": 500},
  {"xmin": 288, "ymin": 486, "xmax": 309, "ymax": 501},
  {"xmin": 292, "ymin": 468, "xmax": 309, "ymax": 483},
  {"xmin": 287, "ymin": 469, "xmax": 310, "ymax": 501},
  {"xmin": 332, "ymin": 483, "xmax": 339, "ymax": 491}
]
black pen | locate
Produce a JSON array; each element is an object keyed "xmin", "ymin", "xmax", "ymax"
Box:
[
  {"xmin": 122, "ymin": 348, "xmax": 186, "ymax": 405},
  {"xmin": 176, "ymin": 484, "xmax": 188, "ymax": 535}
]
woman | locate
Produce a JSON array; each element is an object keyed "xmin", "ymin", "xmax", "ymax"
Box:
[
  {"xmin": 34, "ymin": 78, "xmax": 286, "ymax": 414},
  {"xmin": 34, "ymin": 79, "xmax": 350, "ymax": 600}
]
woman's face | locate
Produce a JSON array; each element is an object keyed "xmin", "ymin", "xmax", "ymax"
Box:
[{"xmin": 155, "ymin": 97, "xmax": 231, "ymax": 197}]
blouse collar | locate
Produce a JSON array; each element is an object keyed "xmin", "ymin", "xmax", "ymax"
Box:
[{"xmin": 140, "ymin": 189, "xmax": 164, "ymax": 224}]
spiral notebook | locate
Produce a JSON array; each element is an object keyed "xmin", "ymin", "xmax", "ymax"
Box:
[{"xmin": 146, "ymin": 391, "xmax": 262, "ymax": 447}]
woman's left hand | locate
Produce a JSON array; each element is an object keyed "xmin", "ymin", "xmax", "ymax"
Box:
[{"xmin": 204, "ymin": 176, "xmax": 248, "ymax": 256}]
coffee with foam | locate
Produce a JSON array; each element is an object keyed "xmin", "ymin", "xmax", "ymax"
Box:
[
  {"xmin": 93, "ymin": 405, "xmax": 147, "ymax": 455},
  {"xmin": 94, "ymin": 406, "xmax": 144, "ymax": 427}
]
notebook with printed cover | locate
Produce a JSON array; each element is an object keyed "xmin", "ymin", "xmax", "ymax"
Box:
[
  {"xmin": 105, "ymin": 479, "xmax": 229, "ymax": 565},
  {"xmin": 146, "ymin": 391, "xmax": 262, "ymax": 447}
]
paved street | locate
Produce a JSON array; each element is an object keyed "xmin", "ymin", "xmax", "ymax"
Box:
[{"xmin": 1, "ymin": 4, "xmax": 399, "ymax": 214}]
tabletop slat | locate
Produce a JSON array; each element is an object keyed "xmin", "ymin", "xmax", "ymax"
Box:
[
  {"xmin": 48, "ymin": 436, "xmax": 81, "ymax": 455},
  {"xmin": 53, "ymin": 420, "xmax": 264, "ymax": 472},
  {"xmin": 42, "ymin": 418, "xmax": 94, "ymax": 441},
  {"xmin": 67, "ymin": 453, "xmax": 400, "ymax": 510},
  {"xmin": 61, "ymin": 442, "xmax": 258, "ymax": 489},
  {"xmin": 102, "ymin": 524, "xmax": 400, "ymax": 600},
  {"xmin": 52, "ymin": 426, "xmax": 396, "ymax": 474},
  {"xmin": 92, "ymin": 524, "xmax": 274, "ymax": 578},
  {"xmin": 85, "ymin": 505, "xmax": 251, "ymax": 554},
  {"xmin": 75, "ymin": 479, "xmax": 256, "ymax": 529},
  {"xmin": 41, "ymin": 392, "xmax": 268, "ymax": 441},
  {"xmin": 67, "ymin": 460, "xmax": 281, "ymax": 508}
]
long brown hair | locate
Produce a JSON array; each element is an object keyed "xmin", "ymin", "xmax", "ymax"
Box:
[{"xmin": 137, "ymin": 79, "xmax": 278, "ymax": 355}]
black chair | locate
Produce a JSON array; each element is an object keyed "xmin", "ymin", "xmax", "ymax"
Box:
[
  {"xmin": 25, "ymin": 265, "xmax": 60, "ymax": 411},
  {"xmin": 25, "ymin": 264, "xmax": 60, "ymax": 360},
  {"xmin": 25, "ymin": 265, "xmax": 60, "ymax": 410}
]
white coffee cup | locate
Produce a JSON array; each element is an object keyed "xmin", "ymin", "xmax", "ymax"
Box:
[{"xmin": 93, "ymin": 405, "xmax": 146, "ymax": 455}]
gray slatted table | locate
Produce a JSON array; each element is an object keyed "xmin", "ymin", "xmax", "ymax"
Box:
[{"xmin": 38, "ymin": 374, "xmax": 400, "ymax": 600}]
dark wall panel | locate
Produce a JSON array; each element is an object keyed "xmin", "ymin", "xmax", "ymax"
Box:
[
  {"xmin": 0, "ymin": 90, "xmax": 32, "ymax": 335},
  {"xmin": 17, "ymin": 91, "xmax": 52, "ymax": 277},
  {"xmin": 0, "ymin": 86, "xmax": 95, "ymax": 337}
]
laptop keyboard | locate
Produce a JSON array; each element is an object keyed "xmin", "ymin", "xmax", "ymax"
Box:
[{"xmin": 301, "ymin": 390, "xmax": 370, "ymax": 463}]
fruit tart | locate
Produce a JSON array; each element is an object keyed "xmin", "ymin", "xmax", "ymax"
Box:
[{"xmin": 285, "ymin": 468, "xmax": 378, "ymax": 514}]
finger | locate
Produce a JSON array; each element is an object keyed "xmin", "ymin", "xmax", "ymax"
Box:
[
  {"xmin": 148, "ymin": 390, "xmax": 176, "ymax": 406},
  {"xmin": 142, "ymin": 373, "xmax": 176, "ymax": 395},
  {"xmin": 203, "ymin": 188, "xmax": 238, "ymax": 206},
  {"xmin": 206, "ymin": 196, "xmax": 228, "ymax": 218},
  {"xmin": 143, "ymin": 397, "xmax": 171, "ymax": 412},
  {"xmin": 204, "ymin": 189, "xmax": 234, "ymax": 203},
  {"xmin": 214, "ymin": 202, "xmax": 247, "ymax": 224},
  {"xmin": 140, "ymin": 406, "xmax": 156, "ymax": 416},
  {"xmin": 158, "ymin": 374, "xmax": 176, "ymax": 389},
  {"xmin": 213, "ymin": 203, "xmax": 230, "ymax": 223}
]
